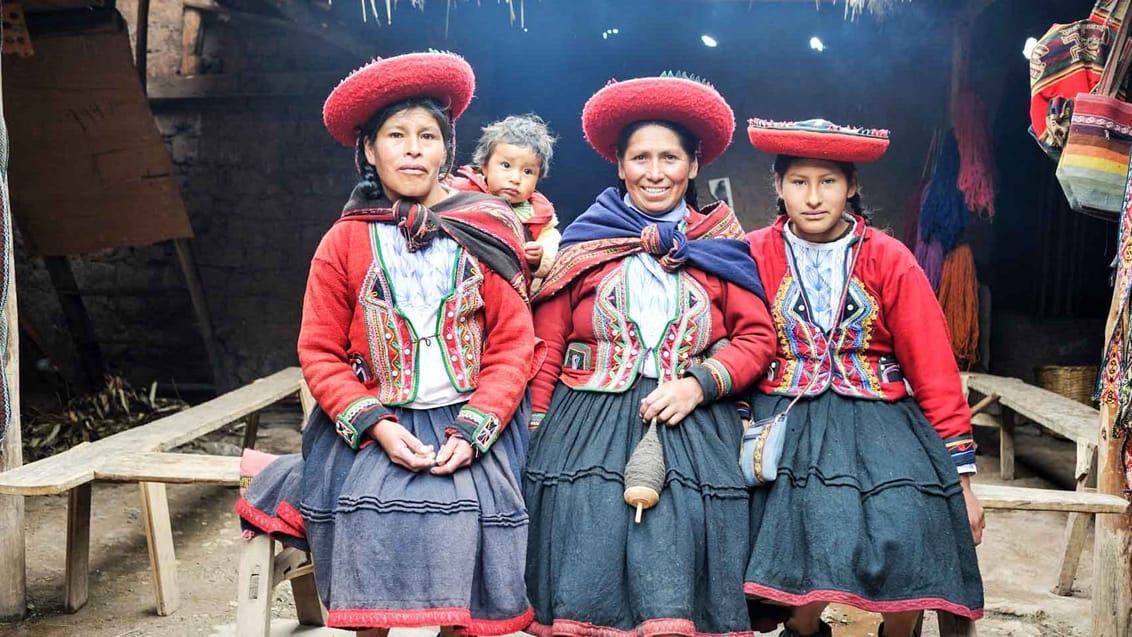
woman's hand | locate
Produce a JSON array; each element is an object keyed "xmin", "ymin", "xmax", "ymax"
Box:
[
  {"xmin": 959, "ymin": 474, "xmax": 985, "ymax": 545},
  {"xmin": 639, "ymin": 377, "xmax": 705, "ymax": 426},
  {"xmin": 368, "ymin": 419, "xmax": 435, "ymax": 472},
  {"xmin": 431, "ymin": 435, "xmax": 474, "ymax": 475}
]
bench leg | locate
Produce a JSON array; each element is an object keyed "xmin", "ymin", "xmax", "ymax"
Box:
[
  {"xmin": 937, "ymin": 611, "xmax": 977, "ymax": 636},
  {"xmin": 910, "ymin": 610, "xmax": 925, "ymax": 637},
  {"xmin": 1053, "ymin": 512, "xmax": 1091, "ymax": 595},
  {"xmin": 139, "ymin": 481, "xmax": 180, "ymax": 616},
  {"xmin": 1053, "ymin": 441, "xmax": 1098, "ymax": 596},
  {"xmin": 241, "ymin": 410, "xmax": 262, "ymax": 450},
  {"xmin": 237, "ymin": 533, "xmax": 275, "ymax": 637},
  {"xmin": 291, "ymin": 568, "xmax": 327, "ymax": 626},
  {"xmin": 999, "ymin": 408, "xmax": 1016, "ymax": 480},
  {"xmin": 64, "ymin": 484, "xmax": 91, "ymax": 613}
]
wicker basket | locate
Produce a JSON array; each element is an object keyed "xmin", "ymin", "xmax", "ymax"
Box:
[{"xmin": 1036, "ymin": 365, "xmax": 1099, "ymax": 406}]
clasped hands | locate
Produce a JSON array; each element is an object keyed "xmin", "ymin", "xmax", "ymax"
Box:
[{"xmin": 365, "ymin": 419, "xmax": 473, "ymax": 474}]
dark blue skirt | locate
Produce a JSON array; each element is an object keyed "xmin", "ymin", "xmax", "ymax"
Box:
[
  {"xmin": 743, "ymin": 392, "xmax": 984, "ymax": 620},
  {"xmin": 236, "ymin": 400, "xmax": 533, "ymax": 634},
  {"xmin": 524, "ymin": 380, "xmax": 754, "ymax": 637}
]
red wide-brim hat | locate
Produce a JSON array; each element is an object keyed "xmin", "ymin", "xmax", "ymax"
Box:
[
  {"xmin": 747, "ymin": 118, "xmax": 890, "ymax": 163},
  {"xmin": 323, "ymin": 51, "xmax": 475, "ymax": 147},
  {"xmin": 582, "ymin": 74, "xmax": 735, "ymax": 166}
]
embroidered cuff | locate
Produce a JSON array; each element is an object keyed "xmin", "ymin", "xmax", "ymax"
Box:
[
  {"xmin": 530, "ymin": 412, "xmax": 546, "ymax": 431},
  {"xmin": 944, "ymin": 435, "xmax": 977, "ymax": 468},
  {"xmin": 335, "ymin": 397, "xmax": 392, "ymax": 450},
  {"xmin": 452, "ymin": 406, "xmax": 505, "ymax": 454},
  {"xmin": 685, "ymin": 358, "xmax": 732, "ymax": 403}
]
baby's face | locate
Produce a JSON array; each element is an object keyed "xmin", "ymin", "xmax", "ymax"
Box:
[{"xmin": 482, "ymin": 143, "xmax": 542, "ymax": 205}]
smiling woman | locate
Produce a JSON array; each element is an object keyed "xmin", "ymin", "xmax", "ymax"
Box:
[{"xmin": 522, "ymin": 73, "xmax": 781, "ymax": 637}]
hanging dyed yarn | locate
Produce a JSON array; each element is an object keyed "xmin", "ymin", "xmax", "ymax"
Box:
[
  {"xmin": 918, "ymin": 131, "xmax": 970, "ymax": 255},
  {"xmin": 914, "ymin": 237, "xmax": 945, "ymax": 293},
  {"xmin": 937, "ymin": 244, "xmax": 980, "ymax": 370},
  {"xmin": 954, "ymin": 89, "xmax": 997, "ymax": 219},
  {"xmin": 903, "ymin": 180, "xmax": 928, "ymax": 249},
  {"xmin": 623, "ymin": 419, "xmax": 665, "ymax": 523}
]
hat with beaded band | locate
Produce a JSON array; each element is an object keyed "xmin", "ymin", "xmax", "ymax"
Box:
[{"xmin": 747, "ymin": 117, "xmax": 890, "ymax": 163}]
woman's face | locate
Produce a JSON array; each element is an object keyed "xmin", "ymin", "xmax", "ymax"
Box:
[
  {"xmin": 617, "ymin": 124, "xmax": 699, "ymax": 215},
  {"xmin": 775, "ymin": 158, "xmax": 857, "ymax": 243},
  {"xmin": 364, "ymin": 106, "xmax": 449, "ymax": 206}
]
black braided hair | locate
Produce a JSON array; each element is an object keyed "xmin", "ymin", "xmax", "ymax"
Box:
[
  {"xmin": 615, "ymin": 120, "xmax": 700, "ymax": 209},
  {"xmin": 353, "ymin": 97, "xmax": 456, "ymax": 200},
  {"xmin": 772, "ymin": 154, "xmax": 871, "ymax": 224}
]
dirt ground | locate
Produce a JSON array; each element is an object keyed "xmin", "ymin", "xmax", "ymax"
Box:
[{"xmin": 0, "ymin": 408, "xmax": 1102, "ymax": 637}]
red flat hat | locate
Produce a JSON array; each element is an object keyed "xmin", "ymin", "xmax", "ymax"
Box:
[
  {"xmin": 323, "ymin": 51, "xmax": 475, "ymax": 147},
  {"xmin": 746, "ymin": 118, "xmax": 890, "ymax": 163},
  {"xmin": 582, "ymin": 74, "xmax": 735, "ymax": 166}
]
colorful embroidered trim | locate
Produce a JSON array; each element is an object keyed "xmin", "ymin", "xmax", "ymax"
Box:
[
  {"xmin": 742, "ymin": 582, "xmax": 982, "ymax": 621},
  {"xmin": 529, "ymin": 412, "xmax": 545, "ymax": 430},
  {"xmin": 702, "ymin": 358, "xmax": 732, "ymax": 397},
  {"xmin": 456, "ymin": 406, "xmax": 503, "ymax": 453},
  {"xmin": 336, "ymin": 396, "xmax": 382, "ymax": 448},
  {"xmin": 945, "ymin": 435, "xmax": 977, "ymax": 466},
  {"xmin": 747, "ymin": 117, "xmax": 890, "ymax": 140}
]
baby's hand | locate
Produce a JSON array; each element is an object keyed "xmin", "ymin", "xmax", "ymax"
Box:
[{"xmin": 524, "ymin": 241, "xmax": 544, "ymax": 267}]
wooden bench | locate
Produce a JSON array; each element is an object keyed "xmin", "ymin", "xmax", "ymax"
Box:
[
  {"xmin": 0, "ymin": 366, "xmax": 305, "ymax": 617},
  {"xmin": 963, "ymin": 372, "xmax": 1111, "ymax": 596}
]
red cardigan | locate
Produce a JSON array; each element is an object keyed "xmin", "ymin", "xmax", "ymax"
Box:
[
  {"xmin": 298, "ymin": 216, "xmax": 535, "ymax": 453},
  {"xmin": 747, "ymin": 216, "xmax": 975, "ymax": 466},
  {"xmin": 530, "ymin": 258, "xmax": 776, "ymax": 418}
]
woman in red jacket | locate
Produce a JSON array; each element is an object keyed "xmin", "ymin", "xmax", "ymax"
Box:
[
  {"xmin": 523, "ymin": 74, "xmax": 777, "ymax": 637},
  {"xmin": 235, "ymin": 52, "xmax": 536, "ymax": 636},
  {"xmin": 742, "ymin": 118, "xmax": 985, "ymax": 637}
]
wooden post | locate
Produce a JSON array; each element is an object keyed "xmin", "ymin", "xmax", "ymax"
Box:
[
  {"xmin": 135, "ymin": 0, "xmax": 151, "ymax": 93},
  {"xmin": 0, "ymin": 62, "xmax": 27, "ymax": 622},
  {"xmin": 180, "ymin": 7, "xmax": 204, "ymax": 77},
  {"xmin": 139, "ymin": 481, "xmax": 180, "ymax": 616},
  {"xmin": 1092, "ymin": 269, "xmax": 1132, "ymax": 635}
]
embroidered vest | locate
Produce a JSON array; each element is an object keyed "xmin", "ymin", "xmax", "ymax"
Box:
[
  {"xmin": 357, "ymin": 227, "xmax": 486, "ymax": 405},
  {"xmin": 561, "ymin": 262, "xmax": 714, "ymax": 392},
  {"xmin": 760, "ymin": 271, "xmax": 905, "ymax": 399}
]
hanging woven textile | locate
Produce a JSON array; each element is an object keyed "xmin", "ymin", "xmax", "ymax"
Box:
[
  {"xmin": 919, "ymin": 131, "xmax": 969, "ymax": 255},
  {"xmin": 954, "ymin": 89, "xmax": 996, "ymax": 219},
  {"xmin": 1096, "ymin": 158, "xmax": 1132, "ymax": 435},
  {"xmin": 937, "ymin": 244, "xmax": 980, "ymax": 370}
]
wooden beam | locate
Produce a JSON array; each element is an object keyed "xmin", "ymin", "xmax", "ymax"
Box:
[
  {"xmin": 173, "ymin": 238, "xmax": 226, "ymax": 392},
  {"xmin": 180, "ymin": 7, "xmax": 204, "ymax": 77},
  {"xmin": 135, "ymin": 0, "xmax": 151, "ymax": 93},
  {"xmin": 0, "ymin": 57, "xmax": 27, "ymax": 617},
  {"xmin": 182, "ymin": 0, "xmax": 374, "ymax": 60},
  {"xmin": 43, "ymin": 256, "xmax": 105, "ymax": 390},
  {"xmin": 63, "ymin": 484, "xmax": 91, "ymax": 612},
  {"xmin": 147, "ymin": 71, "xmax": 341, "ymax": 102}
]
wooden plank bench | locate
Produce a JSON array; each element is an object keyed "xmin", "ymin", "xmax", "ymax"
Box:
[
  {"xmin": 963, "ymin": 372, "xmax": 1109, "ymax": 596},
  {"xmin": 0, "ymin": 366, "xmax": 304, "ymax": 617}
]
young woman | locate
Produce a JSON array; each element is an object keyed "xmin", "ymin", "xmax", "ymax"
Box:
[
  {"xmin": 742, "ymin": 118, "xmax": 985, "ymax": 637},
  {"xmin": 235, "ymin": 52, "xmax": 536, "ymax": 636},
  {"xmin": 523, "ymin": 74, "xmax": 777, "ymax": 637}
]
